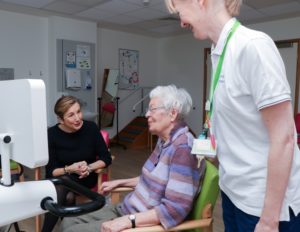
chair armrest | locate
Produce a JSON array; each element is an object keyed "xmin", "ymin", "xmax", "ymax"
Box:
[
  {"xmin": 111, "ymin": 187, "xmax": 134, "ymax": 193},
  {"xmin": 121, "ymin": 201, "xmax": 213, "ymax": 232},
  {"xmin": 94, "ymin": 155, "xmax": 115, "ymax": 193},
  {"xmin": 121, "ymin": 218, "xmax": 213, "ymax": 232},
  {"xmin": 111, "ymin": 187, "xmax": 134, "ymax": 204},
  {"xmin": 94, "ymin": 168, "xmax": 106, "ymax": 174}
]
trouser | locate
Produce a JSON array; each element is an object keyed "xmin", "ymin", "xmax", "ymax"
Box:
[
  {"xmin": 59, "ymin": 204, "xmax": 124, "ymax": 232},
  {"xmin": 221, "ymin": 191, "xmax": 300, "ymax": 232},
  {"xmin": 42, "ymin": 175, "xmax": 76, "ymax": 232}
]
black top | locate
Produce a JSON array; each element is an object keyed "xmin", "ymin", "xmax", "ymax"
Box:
[{"xmin": 46, "ymin": 120, "xmax": 112, "ymax": 188}]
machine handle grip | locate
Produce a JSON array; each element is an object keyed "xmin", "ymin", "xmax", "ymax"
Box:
[{"xmin": 41, "ymin": 177, "xmax": 105, "ymax": 217}]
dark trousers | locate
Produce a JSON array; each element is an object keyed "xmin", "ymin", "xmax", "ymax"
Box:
[
  {"xmin": 221, "ymin": 191, "xmax": 300, "ymax": 232},
  {"xmin": 42, "ymin": 176, "xmax": 76, "ymax": 232}
]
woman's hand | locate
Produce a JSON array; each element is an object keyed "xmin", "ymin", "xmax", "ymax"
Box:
[
  {"xmin": 99, "ymin": 180, "xmax": 119, "ymax": 195},
  {"xmin": 101, "ymin": 216, "xmax": 130, "ymax": 232},
  {"xmin": 67, "ymin": 161, "xmax": 88, "ymax": 177},
  {"xmin": 78, "ymin": 162, "xmax": 90, "ymax": 179}
]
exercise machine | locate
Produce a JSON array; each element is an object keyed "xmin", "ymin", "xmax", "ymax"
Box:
[{"xmin": 0, "ymin": 79, "xmax": 104, "ymax": 227}]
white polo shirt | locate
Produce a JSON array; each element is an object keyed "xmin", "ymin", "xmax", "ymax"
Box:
[{"xmin": 211, "ymin": 18, "xmax": 300, "ymax": 221}]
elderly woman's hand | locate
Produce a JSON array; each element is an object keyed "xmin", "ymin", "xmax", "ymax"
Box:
[
  {"xmin": 101, "ymin": 216, "xmax": 131, "ymax": 232},
  {"xmin": 99, "ymin": 180, "xmax": 119, "ymax": 195}
]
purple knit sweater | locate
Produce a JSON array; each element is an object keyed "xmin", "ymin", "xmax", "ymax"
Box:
[{"xmin": 121, "ymin": 123, "xmax": 205, "ymax": 229}]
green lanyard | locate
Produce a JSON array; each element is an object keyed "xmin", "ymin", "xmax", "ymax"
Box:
[{"xmin": 208, "ymin": 20, "xmax": 240, "ymax": 118}]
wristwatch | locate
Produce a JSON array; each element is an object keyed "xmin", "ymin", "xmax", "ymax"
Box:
[{"xmin": 128, "ymin": 214, "xmax": 136, "ymax": 228}]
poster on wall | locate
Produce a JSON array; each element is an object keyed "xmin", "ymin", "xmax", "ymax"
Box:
[
  {"xmin": 119, "ymin": 48, "xmax": 139, "ymax": 90},
  {"xmin": 76, "ymin": 45, "xmax": 91, "ymax": 69},
  {"xmin": 77, "ymin": 57, "xmax": 91, "ymax": 69},
  {"xmin": 66, "ymin": 51, "xmax": 76, "ymax": 68},
  {"xmin": 76, "ymin": 44, "xmax": 90, "ymax": 57}
]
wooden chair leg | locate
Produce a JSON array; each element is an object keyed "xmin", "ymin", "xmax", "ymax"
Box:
[
  {"xmin": 111, "ymin": 192, "xmax": 120, "ymax": 204},
  {"xmin": 35, "ymin": 215, "xmax": 41, "ymax": 232},
  {"xmin": 35, "ymin": 167, "xmax": 42, "ymax": 232}
]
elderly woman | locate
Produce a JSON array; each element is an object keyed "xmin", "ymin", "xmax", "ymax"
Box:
[
  {"xmin": 42, "ymin": 95, "xmax": 112, "ymax": 232},
  {"xmin": 60, "ymin": 85, "xmax": 205, "ymax": 232}
]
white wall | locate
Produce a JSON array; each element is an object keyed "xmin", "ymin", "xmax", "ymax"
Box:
[
  {"xmin": 248, "ymin": 17, "xmax": 300, "ymax": 41},
  {"xmin": 0, "ymin": 10, "xmax": 51, "ymax": 123},
  {"xmin": 158, "ymin": 34, "xmax": 210, "ymax": 134},
  {"xmin": 98, "ymin": 28, "xmax": 159, "ymax": 136},
  {"xmin": 48, "ymin": 16, "xmax": 97, "ymax": 126},
  {"xmin": 0, "ymin": 10, "xmax": 48, "ymax": 79},
  {"xmin": 0, "ymin": 9, "xmax": 158, "ymax": 135},
  {"xmin": 279, "ymin": 45, "xmax": 298, "ymax": 112}
]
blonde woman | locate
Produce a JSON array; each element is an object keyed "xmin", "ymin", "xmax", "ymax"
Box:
[
  {"xmin": 165, "ymin": 0, "xmax": 300, "ymax": 231},
  {"xmin": 42, "ymin": 96, "xmax": 111, "ymax": 232}
]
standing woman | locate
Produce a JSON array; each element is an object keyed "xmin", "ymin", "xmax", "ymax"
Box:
[
  {"xmin": 42, "ymin": 95, "xmax": 112, "ymax": 232},
  {"xmin": 165, "ymin": 0, "xmax": 300, "ymax": 231}
]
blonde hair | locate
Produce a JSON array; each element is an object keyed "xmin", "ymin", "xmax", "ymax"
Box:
[
  {"xmin": 225, "ymin": 0, "xmax": 242, "ymax": 16},
  {"xmin": 165, "ymin": 0, "xmax": 177, "ymax": 13},
  {"xmin": 164, "ymin": 0, "xmax": 242, "ymax": 16},
  {"xmin": 54, "ymin": 95, "xmax": 80, "ymax": 119}
]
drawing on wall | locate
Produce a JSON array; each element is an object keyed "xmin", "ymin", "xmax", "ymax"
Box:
[
  {"xmin": 76, "ymin": 45, "xmax": 91, "ymax": 69},
  {"xmin": 119, "ymin": 49, "xmax": 139, "ymax": 90},
  {"xmin": 76, "ymin": 45, "xmax": 90, "ymax": 57},
  {"xmin": 66, "ymin": 51, "xmax": 76, "ymax": 68},
  {"xmin": 77, "ymin": 57, "xmax": 91, "ymax": 69}
]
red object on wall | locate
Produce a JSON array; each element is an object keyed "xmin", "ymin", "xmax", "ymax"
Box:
[{"xmin": 102, "ymin": 102, "xmax": 115, "ymax": 113}]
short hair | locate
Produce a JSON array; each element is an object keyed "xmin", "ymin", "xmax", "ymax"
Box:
[
  {"xmin": 54, "ymin": 95, "xmax": 80, "ymax": 119},
  {"xmin": 164, "ymin": 0, "xmax": 176, "ymax": 13},
  {"xmin": 164, "ymin": 0, "xmax": 242, "ymax": 16},
  {"xmin": 149, "ymin": 85, "xmax": 192, "ymax": 120}
]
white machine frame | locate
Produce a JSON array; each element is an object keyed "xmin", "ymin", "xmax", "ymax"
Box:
[{"xmin": 0, "ymin": 79, "xmax": 56, "ymax": 226}]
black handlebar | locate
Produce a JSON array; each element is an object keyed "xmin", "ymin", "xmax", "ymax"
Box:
[{"xmin": 40, "ymin": 177, "xmax": 105, "ymax": 217}]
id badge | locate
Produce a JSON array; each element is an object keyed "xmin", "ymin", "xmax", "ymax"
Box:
[
  {"xmin": 205, "ymin": 100, "xmax": 210, "ymax": 111},
  {"xmin": 191, "ymin": 138, "xmax": 217, "ymax": 158}
]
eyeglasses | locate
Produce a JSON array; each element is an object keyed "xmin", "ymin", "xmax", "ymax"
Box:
[{"xmin": 146, "ymin": 106, "xmax": 165, "ymax": 114}]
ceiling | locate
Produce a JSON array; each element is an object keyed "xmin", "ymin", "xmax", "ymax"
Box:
[{"xmin": 1, "ymin": 0, "xmax": 300, "ymax": 38}]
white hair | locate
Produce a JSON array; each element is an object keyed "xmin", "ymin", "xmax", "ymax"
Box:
[{"xmin": 149, "ymin": 84, "xmax": 192, "ymax": 120}]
